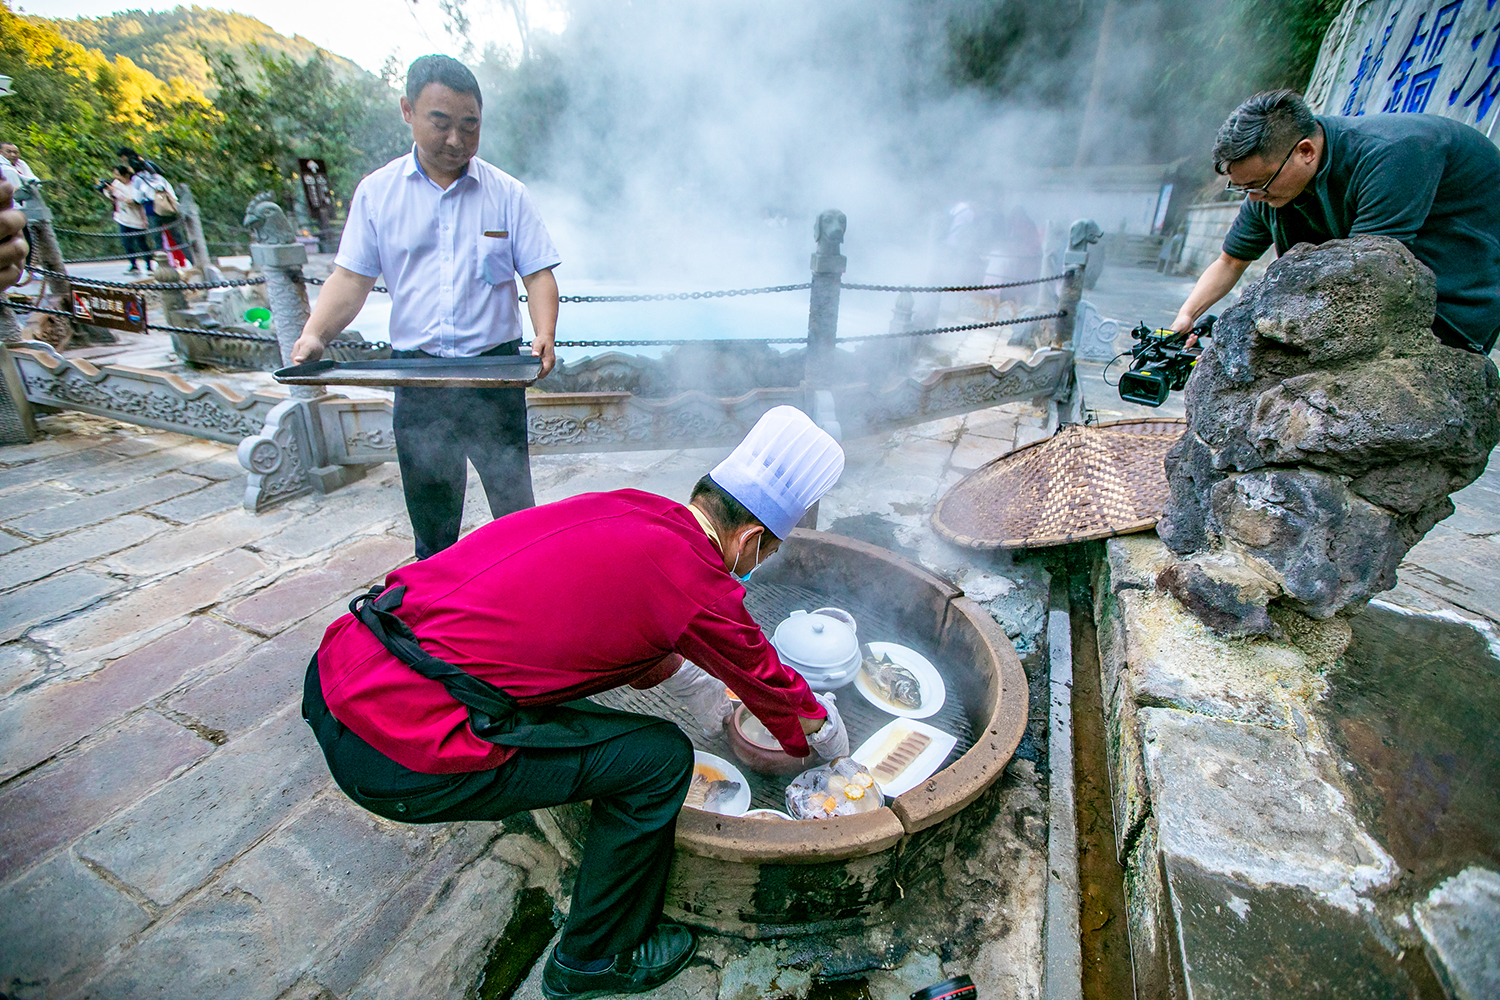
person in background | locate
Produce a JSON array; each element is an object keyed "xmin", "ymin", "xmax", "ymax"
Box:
[
  {"xmin": 0, "ymin": 180, "xmax": 29, "ymax": 290},
  {"xmin": 1172, "ymin": 89, "xmax": 1500, "ymax": 354},
  {"xmin": 102, "ymin": 165, "xmax": 152, "ymax": 274},
  {"xmin": 291, "ymin": 54, "xmax": 562, "ymax": 560},
  {"xmin": 127, "ymin": 154, "xmax": 190, "ymax": 269},
  {"xmin": 0, "ymin": 143, "xmax": 36, "ymax": 186}
]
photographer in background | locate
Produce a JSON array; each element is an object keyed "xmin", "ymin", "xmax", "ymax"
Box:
[
  {"xmin": 1172, "ymin": 90, "xmax": 1500, "ymax": 354},
  {"xmin": 101, "ymin": 165, "xmax": 152, "ymax": 274}
]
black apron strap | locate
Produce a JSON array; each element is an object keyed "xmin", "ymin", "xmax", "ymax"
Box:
[{"xmin": 349, "ymin": 585, "xmax": 662, "ymax": 750}]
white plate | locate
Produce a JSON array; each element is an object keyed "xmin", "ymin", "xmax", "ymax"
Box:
[
  {"xmin": 742, "ymin": 808, "xmax": 795, "ymax": 821},
  {"xmin": 851, "ymin": 719, "xmax": 959, "ymax": 799},
  {"xmin": 688, "ymin": 751, "xmax": 752, "ymax": 816},
  {"xmin": 852, "ymin": 641, "xmax": 946, "ymax": 719}
]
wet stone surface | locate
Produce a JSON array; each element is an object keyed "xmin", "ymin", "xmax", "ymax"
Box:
[{"xmin": 1317, "ymin": 604, "xmax": 1500, "ymax": 891}]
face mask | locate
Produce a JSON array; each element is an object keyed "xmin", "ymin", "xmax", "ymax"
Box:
[{"xmin": 735, "ymin": 531, "xmax": 762, "ymax": 583}]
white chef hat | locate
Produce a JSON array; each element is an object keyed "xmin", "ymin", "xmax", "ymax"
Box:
[{"xmin": 710, "ymin": 406, "xmax": 845, "ymax": 539}]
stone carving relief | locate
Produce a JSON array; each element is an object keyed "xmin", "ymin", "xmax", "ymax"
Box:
[
  {"xmin": 1157, "ymin": 236, "xmax": 1500, "ymax": 635},
  {"xmin": 1072, "ymin": 300, "xmax": 1121, "ymax": 362},
  {"xmin": 237, "ymin": 399, "xmax": 317, "ymax": 511},
  {"xmin": 10, "ymin": 344, "xmax": 275, "ymax": 444}
]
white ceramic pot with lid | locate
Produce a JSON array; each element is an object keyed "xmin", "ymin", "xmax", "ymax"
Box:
[{"xmin": 771, "ymin": 610, "xmax": 861, "ymax": 691}]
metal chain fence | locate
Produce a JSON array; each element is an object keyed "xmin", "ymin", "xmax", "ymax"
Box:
[
  {"xmin": 839, "ymin": 271, "xmax": 1071, "ymax": 293},
  {"xmin": 28, "ymin": 265, "xmax": 266, "ymax": 292},
  {"xmin": 4, "ymin": 300, "xmax": 381, "ymax": 350},
  {"xmin": 836, "ymin": 310, "xmax": 1068, "ymax": 343}
]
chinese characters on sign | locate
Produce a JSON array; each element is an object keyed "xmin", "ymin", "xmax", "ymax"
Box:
[
  {"xmin": 1327, "ymin": 0, "xmax": 1500, "ymax": 136},
  {"xmin": 70, "ymin": 285, "xmax": 147, "ymax": 333}
]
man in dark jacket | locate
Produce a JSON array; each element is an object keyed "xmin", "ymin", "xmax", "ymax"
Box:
[{"xmin": 1172, "ymin": 90, "xmax": 1500, "ymax": 353}]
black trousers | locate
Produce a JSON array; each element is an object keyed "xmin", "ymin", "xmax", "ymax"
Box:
[
  {"xmin": 302, "ymin": 656, "xmax": 694, "ymax": 959},
  {"xmin": 117, "ymin": 223, "xmax": 151, "ymax": 267},
  {"xmin": 391, "ymin": 341, "xmax": 535, "ymax": 559}
]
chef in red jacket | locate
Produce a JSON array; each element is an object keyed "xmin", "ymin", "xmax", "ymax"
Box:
[{"xmin": 303, "ymin": 406, "xmax": 848, "ymax": 999}]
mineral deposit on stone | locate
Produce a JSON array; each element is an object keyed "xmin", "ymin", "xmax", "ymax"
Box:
[{"xmin": 1157, "ymin": 236, "xmax": 1500, "ymax": 634}]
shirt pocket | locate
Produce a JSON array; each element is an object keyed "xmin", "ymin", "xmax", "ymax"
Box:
[{"xmin": 479, "ymin": 232, "xmax": 514, "ymax": 285}]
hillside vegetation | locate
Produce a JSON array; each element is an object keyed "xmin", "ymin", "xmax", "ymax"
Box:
[
  {"xmin": 0, "ymin": 2, "xmax": 405, "ymax": 238},
  {"xmin": 40, "ymin": 5, "xmax": 362, "ymax": 95}
]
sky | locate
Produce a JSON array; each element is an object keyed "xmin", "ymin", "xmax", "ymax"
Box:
[{"xmin": 15, "ymin": 0, "xmax": 564, "ymax": 74}]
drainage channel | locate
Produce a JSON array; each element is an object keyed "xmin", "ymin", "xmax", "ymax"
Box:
[{"xmin": 1043, "ymin": 545, "xmax": 1135, "ymax": 1000}]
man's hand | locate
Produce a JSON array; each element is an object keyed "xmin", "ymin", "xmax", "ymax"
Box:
[
  {"xmin": 529, "ymin": 331, "xmax": 556, "ymax": 379},
  {"xmin": 1173, "ymin": 252, "xmax": 1252, "ymax": 348},
  {"xmin": 658, "ymin": 661, "xmax": 733, "ymax": 737},
  {"xmin": 0, "ymin": 182, "xmax": 29, "ymax": 291},
  {"xmin": 293, "ymin": 265, "xmax": 377, "ymax": 364},
  {"xmin": 521, "ymin": 266, "xmax": 559, "ymax": 378},
  {"xmin": 290, "ymin": 327, "xmax": 327, "ymax": 365}
]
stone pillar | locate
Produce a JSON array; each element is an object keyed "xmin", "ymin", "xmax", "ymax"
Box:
[
  {"xmin": 0, "ymin": 301, "xmax": 22, "ymax": 345},
  {"xmin": 0, "ymin": 343, "xmax": 37, "ymax": 444},
  {"xmin": 1052, "ymin": 218, "xmax": 1100, "ymax": 351},
  {"xmin": 807, "ymin": 209, "xmax": 846, "ymax": 374},
  {"xmin": 177, "ymin": 183, "xmax": 223, "ymax": 283},
  {"xmin": 237, "ymin": 192, "xmax": 364, "ymax": 511},
  {"xmin": 806, "ymin": 209, "xmax": 847, "ymax": 438}
]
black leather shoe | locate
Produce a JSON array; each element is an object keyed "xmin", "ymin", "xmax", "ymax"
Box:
[{"xmin": 541, "ymin": 923, "xmax": 697, "ymax": 1000}]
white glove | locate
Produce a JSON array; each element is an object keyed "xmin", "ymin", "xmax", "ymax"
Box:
[
  {"xmin": 804, "ymin": 692, "xmax": 849, "ymax": 761},
  {"xmin": 658, "ymin": 661, "xmax": 733, "ymax": 738}
]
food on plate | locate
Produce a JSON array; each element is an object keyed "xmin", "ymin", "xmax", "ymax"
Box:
[
  {"xmin": 785, "ymin": 758, "xmax": 883, "ymax": 819},
  {"xmin": 867, "ymin": 728, "xmax": 933, "ymax": 786},
  {"xmin": 861, "ymin": 652, "xmax": 923, "ymax": 710},
  {"xmin": 685, "ymin": 762, "xmax": 742, "ymax": 813}
]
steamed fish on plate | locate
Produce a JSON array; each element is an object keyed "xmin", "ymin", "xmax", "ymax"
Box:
[
  {"xmin": 862, "ymin": 652, "xmax": 922, "ymax": 710},
  {"xmin": 685, "ymin": 764, "xmax": 742, "ymax": 813}
]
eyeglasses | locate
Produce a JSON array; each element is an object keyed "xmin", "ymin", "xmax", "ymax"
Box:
[{"xmin": 1224, "ymin": 143, "xmax": 1297, "ymax": 195}]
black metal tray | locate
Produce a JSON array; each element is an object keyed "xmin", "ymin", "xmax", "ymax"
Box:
[{"xmin": 274, "ymin": 354, "xmax": 544, "ymax": 388}]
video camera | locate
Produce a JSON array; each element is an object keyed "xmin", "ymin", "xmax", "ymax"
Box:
[{"xmin": 1116, "ymin": 314, "xmax": 1214, "ymax": 407}]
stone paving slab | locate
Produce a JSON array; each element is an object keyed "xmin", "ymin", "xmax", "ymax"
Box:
[
  {"xmin": 0, "ymin": 483, "xmax": 77, "ymax": 514},
  {"xmin": 101, "ymin": 505, "xmax": 298, "ymax": 579},
  {"xmin": 147, "ymin": 476, "xmax": 250, "ymax": 524},
  {"xmin": 0, "ymin": 712, "xmax": 212, "ymax": 882},
  {"xmin": 5, "ymin": 472, "xmax": 211, "ymax": 539},
  {"xmin": 83, "ymin": 795, "xmax": 470, "ymax": 1000},
  {"xmin": 0, "ymin": 531, "xmax": 27, "ymax": 555},
  {"xmin": 55, "ymin": 440, "xmax": 224, "ymax": 496},
  {"xmin": 0, "ymin": 852, "xmax": 153, "ymax": 999},
  {"xmin": 0, "ymin": 514, "xmax": 166, "ymax": 591},
  {"xmin": 32, "ymin": 548, "xmax": 269, "ymax": 664},
  {"xmin": 217, "ymin": 534, "xmax": 411, "ymax": 637},
  {"xmin": 167, "ymin": 601, "xmax": 355, "ymax": 740},
  {"xmin": 0, "ymin": 570, "xmax": 123, "ymax": 643},
  {"xmin": 1398, "ymin": 527, "xmax": 1500, "ymax": 623},
  {"xmin": 77, "ymin": 706, "xmax": 332, "ymax": 906},
  {"xmin": 0, "ymin": 617, "xmax": 255, "ymax": 782}
]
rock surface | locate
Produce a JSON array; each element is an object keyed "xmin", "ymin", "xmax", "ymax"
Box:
[{"xmin": 1158, "ymin": 236, "xmax": 1500, "ymax": 633}]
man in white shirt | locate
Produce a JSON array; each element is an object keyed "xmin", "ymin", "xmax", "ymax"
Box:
[
  {"xmin": 0, "ymin": 143, "xmax": 36, "ymax": 187},
  {"xmin": 291, "ymin": 55, "xmax": 562, "ymax": 559}
]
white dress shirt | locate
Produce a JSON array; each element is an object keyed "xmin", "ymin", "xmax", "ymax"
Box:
[{"xmin": 335, "ymin": 147, "xmax": 561, "ymax": 356}]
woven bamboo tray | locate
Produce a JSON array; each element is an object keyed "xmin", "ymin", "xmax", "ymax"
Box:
[{"xmin": 932, "ymin": 418, "xmax": 1186, "ymax": 550}]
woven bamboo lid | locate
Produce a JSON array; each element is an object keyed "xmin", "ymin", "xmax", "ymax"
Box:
[{"xmin": 932, "ymin": 418, "xmax": 1186, "ymax": 550}]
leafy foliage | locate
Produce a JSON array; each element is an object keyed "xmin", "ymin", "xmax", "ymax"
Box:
[
  {"xmin": 0, "ymin": 2, "xmax": 406, "ymax": 240},
  {"xmin": 40, "ymin": 6, "xmax": 363, "ymax": 95}
]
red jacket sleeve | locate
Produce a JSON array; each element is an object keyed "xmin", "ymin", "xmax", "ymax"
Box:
[{"xmin": 673, "ymin": 590, "xmax": 825, "ymax": 756}]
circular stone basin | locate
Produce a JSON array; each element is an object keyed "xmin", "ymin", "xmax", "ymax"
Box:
[{"xmin": 538, "ymin": 530, "xmax": 1028, "ymax": 938}]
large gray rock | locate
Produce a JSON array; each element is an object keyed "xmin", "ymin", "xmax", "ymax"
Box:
[{"xmin": 1158, "ymin": 236, "xmax": 1500, "ymax": 633}]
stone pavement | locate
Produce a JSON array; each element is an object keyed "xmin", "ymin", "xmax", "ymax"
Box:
[{"xmin": 0, "ymin": 352, "xmax": 1059, "ymax": 1000}]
